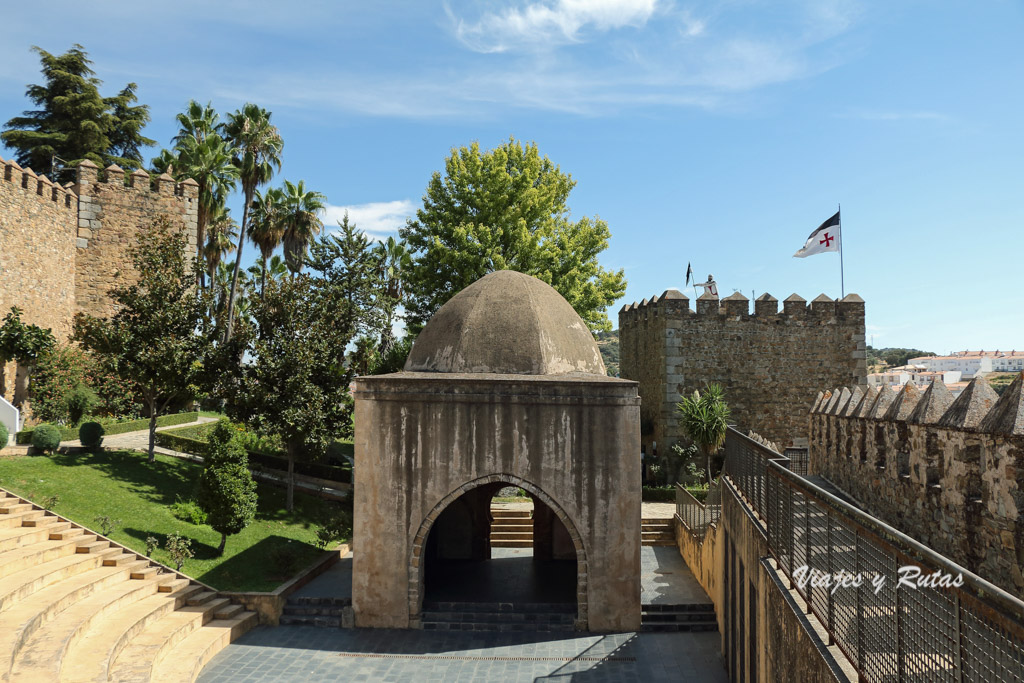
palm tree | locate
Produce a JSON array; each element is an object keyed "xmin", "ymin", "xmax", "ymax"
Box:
[
  {"xmin": 280, "ymin": 180, "xmax": 326, "ymax": 276},
  {"xmin": 176, "ymin": 134, "xmax": 237, "ymax": 285},
  {"xmin": 172, "ymin": 100, "xmax": 219, "ymax": 146},
  {"xmin": 247, "ymin": 254, "xmax": 288, "ymax": 292},
  {"xmin": 675, "ymin": 383, "xmax": 731, "ymax": 486},
  {"xmin": 248, "ymin": 187, "xmax": 286, "ymax": 297},
  {"xmin": 204, "ymin": 205, "xmax": 238, "ymax": 290},
  {"xmin": 372, "ymin": 236, "xmax": 412, "ymax": 354},
  {"xmin": 221, "ymin": 104, "xmax": 284, "ymax": 341}
]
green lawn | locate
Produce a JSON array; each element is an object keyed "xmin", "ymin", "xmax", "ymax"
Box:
[{"xmin": 0, "ymin": 449, "xmax": 347, "ymax": 592}]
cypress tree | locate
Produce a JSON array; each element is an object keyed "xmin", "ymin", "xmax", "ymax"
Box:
[
  {"xmin": 1, "ymin": 44, "xmax": 154, "ymax": 174},
  {"xmin": 198, "ymin": 420, "xmax": 258, "ymax": 555}
]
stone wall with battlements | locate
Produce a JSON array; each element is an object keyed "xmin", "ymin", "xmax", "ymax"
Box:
[
  {"xmin": 619, "ymin": 290, "xmax": 866, "ymax": 454},
  {"xmin": 0, "ymin": 155, "xmax": 198, "ymax": 406},
  {"xmin": 73, "ymin": 160, "xmax": 198, "ymax": 320},
  {"xmin": 809, "ymin": 376, "xmax": 1024, "ymax": 597}
]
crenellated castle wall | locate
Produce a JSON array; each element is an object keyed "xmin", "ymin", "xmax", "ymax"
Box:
[
  {"xmin": 619, "ymin": 290, "xmax": 866, "ymax": 454},
  {"xmin": 0, "ymin": 155, "xmax": 198, "ymax": 406},
  {"xmin": 809, "ymin": 375, "xmax": 1024, "ymax": 596}
]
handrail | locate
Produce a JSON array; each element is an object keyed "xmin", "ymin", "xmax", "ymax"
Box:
[
  {"xmin": 720, "ymin": 426, "xmax": 1024, "ymax": 682},
  {"xmin": 675, "ymin": 483, "xmax": 719, "ymax": 539}
]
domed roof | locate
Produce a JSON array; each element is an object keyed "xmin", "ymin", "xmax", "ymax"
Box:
[{"xmin": 405, "ymin": 270, "xmax": 606, "ymax": 376}]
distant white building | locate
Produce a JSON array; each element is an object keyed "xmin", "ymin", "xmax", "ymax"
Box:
[
  {"xmin": 868, "ymin": 368, "xmax": 962, "ymax": 389},
  {"xmin": 909, "ymin": 350, "xmax": 1023, "ymax": 378}
]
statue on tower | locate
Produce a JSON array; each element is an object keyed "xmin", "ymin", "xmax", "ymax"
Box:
[{"xmin": 698, "ymin": 274, "xmax": 718, "ymax": 298}]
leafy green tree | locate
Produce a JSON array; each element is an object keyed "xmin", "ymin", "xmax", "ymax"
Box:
[
  {"xmin": 1, "ymin": 45, "xmax": 154, "ymax": 173},
  {"xmin": 400, "ymin": 137, "xmax": 626, "ymax": 332},
  {"xmin": 280, "ymin": 180, "xmax": 327, "ymax": 275},
  {"xmin": 198, "ymin": 420, "xmax": 258, "ymax": 555},
  {"xmin": 226, "ymin": 220, "xmax": 382, "ymax": 511},
  {"xmin": 0, "ymin": 306, "xmax": 56, "ymax": 407},
  {"xmin": 675, "ymin": 383, "xmax": 731, "ymax": 486},
  {"xmin": 222, "ymin": 104, "xmax": 284, "ymax": 340},
  {"xmin": 75, "ymin": 218, "xmax": 214, "ymax": 462}
]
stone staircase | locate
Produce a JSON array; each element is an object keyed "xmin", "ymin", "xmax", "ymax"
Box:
[
  {"xmin": 421, "ymin": 601, "xmax": 575, "ymax": 632},
  {"xmin": 0, "ymin": 488, "xmax": 257, "ymax": 682},
  {"xmin": 280, "ymin": 596, "xmax": 352, "ymax": 628},
  {"xmin": 641, "ymin": 518, "xmax": 675, "ymax": 546},
  {"xmin": 490, "ymin": 508, "xmax": 533, "ymax": 548},
  {"xmin": 640, "ymin": 603, "xmax": 718, "ymax": 632}
]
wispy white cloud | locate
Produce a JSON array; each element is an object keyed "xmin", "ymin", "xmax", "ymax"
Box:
[
  {"xmin": 323, "ymin": 200, "xmax": 416, "ymax": 237},
  {"xmin": 452, "ymin": 0, "xmax": 660, "ymax": 53}
]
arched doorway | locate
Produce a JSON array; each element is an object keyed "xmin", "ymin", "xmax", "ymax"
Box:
[{"xmin": 409, "ymin": 474, "xmax": 588, "ymax": 630}]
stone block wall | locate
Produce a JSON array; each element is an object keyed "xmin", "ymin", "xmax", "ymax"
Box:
[
  {"xmin": 809, "ymin": 375, "xmax": 1024, "ymax": 596},
  {"xmin": 73, "ymin": 160, "xmax": 198, "ymax": 320},
  {"xmin": 619, "ymin": 290, "xmax": 866, "ymax": 454},
  {"xmin": 0, "ymin": 157, "xmax": 78, "ymax": 401}
]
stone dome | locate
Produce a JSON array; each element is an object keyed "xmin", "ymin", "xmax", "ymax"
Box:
[{"xmin": 404, "ymin": 270, "xmax": 606, "ymax": 375}]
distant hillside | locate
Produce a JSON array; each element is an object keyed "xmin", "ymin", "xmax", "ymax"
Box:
[
  {"xmin": 866, "ymin": 346, "xmax": 935, "ymax": 371},
  {"xmin": 596, "ymin": 330, "xmax": 619, "ymax": 377}
]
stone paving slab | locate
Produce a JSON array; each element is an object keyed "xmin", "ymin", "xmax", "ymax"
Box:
[
  {"xmin": 641, "ymin": 545, "xmax": 711, "ymax": 606},
  {"xmin": 197, "ymin": 625, "xmax": 727, "ymax": 682}
]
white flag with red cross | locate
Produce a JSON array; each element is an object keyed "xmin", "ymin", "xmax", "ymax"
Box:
[{"xmin": 794, "ymin": 210, "xmax": 841, "ymax": 257}]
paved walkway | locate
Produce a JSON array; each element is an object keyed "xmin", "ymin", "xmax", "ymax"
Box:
[
  {"xmin": 198, "ymin": 626, "xmax": 726, "ymax": 682},
  {"xmin": 60, "ymin": 416, "xmax": 218, "ymax": 453}
]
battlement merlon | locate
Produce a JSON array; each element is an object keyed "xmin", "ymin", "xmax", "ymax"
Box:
[
  {"xmin": 618, "ymin": 289, "xmax": 866, "ymax": 325},
  {"xmin": 72, "ymin": 159, "xmax": 199, "ymax": 199},
  {"xmin": 1, "ymin": 155, "xmax": 78, "ymax": 210}
]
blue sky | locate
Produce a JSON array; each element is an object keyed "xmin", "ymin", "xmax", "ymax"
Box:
[{"xmin": 2, "ymin": 1, "xmax": 1022, "ymax": 353}]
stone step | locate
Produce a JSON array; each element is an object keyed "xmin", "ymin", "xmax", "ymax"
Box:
[
  {"xmin": 107, "ymin": 602, "xmax": 221, "ymax": 681},
  {"xmin": 102, "ymin": 554, "xmax": 147, "ymax": 570},
  {"xmin": 641, "ymin": 540, "xmax": 676, "ymax": 547},
  {"xmin": 640, "ymin": 621, "xmax": 719, "ymax": 632},
  {"xmin": 491, "ymin": 517, "xmax": 533, "ymax": 527},
  {"xmin": 130, "ymin": 565, "xmax": 160, "ymax": 580},
  {"xmin": 421, "ymin": 618, "xmax": 574, "ymax": 633},
  {"xmin": 424, "ymin": 601, "xmax": 575, "ymax": 613},
  {"xmin": 0, "ymin": 564, "xmax": 137, "ymax": 676},
  {"xmin": 148, "ymin": 611, "xmax": 258, "ymax": 683},
  {"xmin": 641, "ymin": 532, "xmax": 674, "ymax": 540},
  {"xmin": 187, "ymin": 590, "xmax": 218, "ymax": 606},
  {"xmin": 641, "ymin": 603, "xmax": 716, "ymax": 613},
  {"xmin": 214, "ymin": 602, "xmax": 244, "ymax": 620},
  {"xmin": 20, "ymin": 516, "xmax": 67, "ymax": 530},
  {"xmin": 490, "ymin": 531, "xmax": 533, "ymax": 541},
  {"xmin": 0, "ymin": 503, "xmax": 34, "ymax": 514},
  {"xmin": 422, "ymin": 610, "xmax": 574, "ymax": 624},
  {"xmin": 490, "ymin": 510, "xmax": 532, "ymax": 519},
  {"xmin": 0, "ymin": 524, "xmax": 65, "ymax": 553},
  {"xmin": 0, "ymin": 547, "xmax": 109, "ymax": 613},
  {"xmin": 76, "ymin": 539, "xmax": 111, "ymax": 554},
  {"xmin": 0, "ymin": 536, "xmax": 82, "ymax": 579},
  {"xmin": 280, "ymin": 614, "xmax": 342, "ymax": 627},
  {"xmin": 287, "ymin": 595, "xmax": 352, "ymax": 607},
  {"xmin": 49, "ymin": 527, "xmax": 86, "ymax": 541},
  {"xmin": 641, "ymin": 518, "xmax": 674, "ymax": 524},
  {"xmin": 282, "ymin": 605, "xmax": 348, "ymax": 617},
  {"xmin": 490, "ymin": 540, "xmax": 533, "ymax": 548},
  {"xmin": 60, "ymin": 582, "xmax": 200, "ymax": 683},
  {"xmin": 0, "ymin": 509, "xmax": 46, "ymax": 529},
  {"xmin": 9, "ymin": 571, "xmax": 174, "ymax": 682}
]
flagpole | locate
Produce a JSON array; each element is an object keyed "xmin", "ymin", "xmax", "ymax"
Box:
[{"xmin": 838, "ymin": 203, "xmax": 845, "ymax": 299}]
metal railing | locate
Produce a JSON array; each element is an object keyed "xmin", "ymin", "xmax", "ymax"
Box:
[
  {"xmin": 721, "ymin": 426, "xmax": 1024, "ymax": 682},
  {"xmin": 783, "ymin": 447, "xmax": 808, "ymax": 476},
  {"xmin": 675, "ymin": 482, "xmax": 721, "ymax": 540}
]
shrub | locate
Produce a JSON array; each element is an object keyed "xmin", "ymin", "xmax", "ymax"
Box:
[
  {"xmin": 31, "ymin": 423, "xmax": 61, "ymax": 453},
  {"xmin": 78, "ymin": 421, "xmax": 105, "ymax": 450},
  {"xmin": 165, "ymin": 533, "xmax": 194, "ymax": 571},
  {"xmin": 145, "ymin": 536, "xmax": 159, "ymax": 557},
  {"xmin": 313, "ymin": 508, "xmax": 352, "ymax": 550},
  {"xmin": 39, "ymin": 494, "xmax": 59, "ymax": 510},
  {"xmin": 93, "ymin": 515, "xmax": 120, "ymax": 536},
  {"xmin": 170, "ymin": 497, "xmax": 208, "ymax": 525},
  {"xmin": 0, "ymin": 422, "xmax": 8, "ymax": 447},
  {"xmin": 268, "ymin": 542, "xmax": 300, "ymax": 577},
  {"xmin": 66, "ymin": 383, "xmax": 98, "ymax": 425},
  {"xmin": 198, "ymin": 420, "xmax": 257, "ymax": 555}
]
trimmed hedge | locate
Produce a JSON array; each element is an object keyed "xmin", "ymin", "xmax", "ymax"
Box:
[
  {"xmin": 641, "ymin": 485, "xmax": 709, "ymax": 503},
  {"xmin": 154, "ymin": 427, "xmax": 353, "ymax": 485},
  {"xmin": 16, "ymin": 412, "xmax": 199, "ymax": 444}
]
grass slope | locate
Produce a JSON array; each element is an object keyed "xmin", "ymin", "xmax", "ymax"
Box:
[{"xmin": 0, "ymin": 450, "xmax": 344, "ymax": 592}]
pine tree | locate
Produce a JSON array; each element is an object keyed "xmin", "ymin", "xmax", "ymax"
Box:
[
  {"xmin": 1, "ymin": 45, "xmax": 154, "ymax": 174},
  {"xmin": 198, "ymin": 420, "xmax": 258, "ymax": 555}
]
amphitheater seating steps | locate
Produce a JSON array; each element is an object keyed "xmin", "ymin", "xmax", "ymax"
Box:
[{"xmin": 0, "ymin": 487, "xmax": 257, "ymax": 682}]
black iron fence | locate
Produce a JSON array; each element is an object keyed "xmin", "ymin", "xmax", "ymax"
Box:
[
  {"xmin": 720, "ymin": 426, "xmax": 1024, "ymax": 682},
  {"xmin": 675, "ymin": 482, "xmax": 721, "ymax": 540}
]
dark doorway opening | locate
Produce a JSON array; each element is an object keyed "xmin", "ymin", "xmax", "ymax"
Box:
[{"xmin": 423, "ymin": 483, "xmax": 577, "ymax": 608}]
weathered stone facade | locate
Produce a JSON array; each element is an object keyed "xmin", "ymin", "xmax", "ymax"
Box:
[
  {"xmin": 0, "ymin": 155, "xmax": 198, "ymax": 405},
  {"xmin": 809, "ymin": 375, "xmax": 1024, "ymax": 597},
  {"xmin": 619, "ymin": 289, "xmax": 866, "ymax": 453},
  {"xmin": 351, "ymin": 271, "xmax": 642, "ymax": 632}
]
